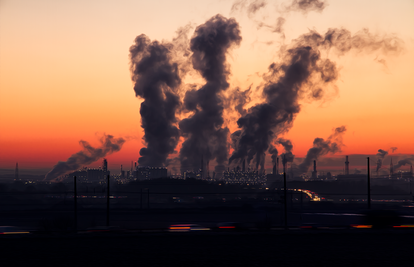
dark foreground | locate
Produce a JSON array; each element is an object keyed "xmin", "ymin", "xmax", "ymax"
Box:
[{"xmin": 2, "ymin": 231, "xmax": 414, "ymax": 267}]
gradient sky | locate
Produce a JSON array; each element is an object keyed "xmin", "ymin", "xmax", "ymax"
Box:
[{"xmin": 1, "ymin": 0, "xmax": 413, "ymax": 173}]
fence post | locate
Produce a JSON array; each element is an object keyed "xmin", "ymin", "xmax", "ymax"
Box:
[
  {"xmin": 367, "ymin": 157, "xmax": 371, "ymax": 209},
  {"xmin": 283, "ymin": 155, "xmax": 287, "ymax": 230}
]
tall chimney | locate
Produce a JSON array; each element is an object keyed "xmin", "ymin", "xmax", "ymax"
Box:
[
  {"xmin": 103, "ymin": 159, "xmax": 108, "ymax": 172},
  {"xmin": 242, "ymin": 159, "xmax": 246, "ymax": 172},
  {"xmin": 313, "ymin": 160, "xmax": 317, "ymax": 172},
  {"xmin": 390, "ymin": 158, "xmax": 394, "ymax": 176},
  {"xmin": 345, "ymin": 155, "xmax": 349, "ymax": 176}
]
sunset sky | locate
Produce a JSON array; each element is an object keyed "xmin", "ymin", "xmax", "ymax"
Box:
[{"xmin": 1, "ymin": 0, "xmax": 413, "ymax": 174}]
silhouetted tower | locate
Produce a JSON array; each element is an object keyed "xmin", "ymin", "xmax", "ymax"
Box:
[
  {"xmin": 410, "ymin": 165, "xmax": 413, "ymax": 177},
  {"xmin": 311, "ymin": 160, "xmax": 317, "ymax": 179},
  {"xmin": 345, "ymin": 156, "xmax": 350, "ymax": 175},
  {"xmin": 390, "ymin": 158, "xmax": 394, "ymax": 176},
  {"xmin": 242, "ymin": 159, "xmax": 246, "ymax": 172},
  {"xmin": 103, "ymin": 159, "xmax": 108, "ymax": 172},
  {"xmin": 273, "ymin": 162, "xmax": 276, "ymax": 176},
  {"xmin": 14, "ymin": 162, "xmax": 19, "ymax": 180}
]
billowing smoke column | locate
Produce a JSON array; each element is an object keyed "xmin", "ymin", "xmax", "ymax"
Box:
[
  {"xmin": 278, "ymin": 138, "xmax": 294, "ymax": 167},
  {"xmin": 376, "ymin": 149, "xmax": 388, "ymax": 173},
  {"xmin": 229, "ymin": 27, "xmax": 402, "ymax": 173},
  {"xmin": 179, "ymin": 15, "xmax": 242, "ymax": 174},
  {"xmin": 45, "ymin": 134, "xmax": 125, "ymax": 181},
  {"xmin": 394, "ymin": 158, "xmax": 414, "ymax": 171},
  {"xmin": 130, "ymin": 35, "xmax": 182, "ymax": 167},
  {"xmin": 297, "ymin": 126, "xmax": 346, "ymax": 174}
]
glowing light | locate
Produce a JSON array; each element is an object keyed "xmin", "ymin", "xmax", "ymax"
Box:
[{"xmin": 351, "ymin": 225, "xmax": 372, "ymax": 229}]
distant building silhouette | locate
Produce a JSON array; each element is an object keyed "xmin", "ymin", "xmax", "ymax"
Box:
[{"xmin": 390, "ymin": 158, "xmax": 394, "ymax": 176}]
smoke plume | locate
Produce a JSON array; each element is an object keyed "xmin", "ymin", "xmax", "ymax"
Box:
[
  {"xmin": 179, "ymin": 15, "xmax": 242, "ymax": 174},
  {"xmin": 130, "ymin": 34, "xmax": 182, "ymax": 167},
  {"xmin": 391, "ymin": 147, "xmax": 398, "ymax": 153},
  {"xmin": 45, "ymin": 134, "xmax": 125, "ymax": 181},
  {"xmin": 231, "ymin": 0, "xmax": 267, "ymax": 17},
  {"xmin": 278, "ymin": 138, "xmax": 295, "ymax": 167},
  {"xmin": 285, "ymin": 0, "xmax": 327, "ymax": 14},
  {"xmin": 375, "ymin": 149, "xmax": 388, "ymax": 172},
  {"xmin": 394, "ymin": 157, "xmax": 414, "ymax": 171},
  {"xmin": 229, "ymin": 27, "xmax": 402, "ymax": 173},
  {"xmin": 297, "ymin": 126, "xmax": 346, "ymax": 173}
]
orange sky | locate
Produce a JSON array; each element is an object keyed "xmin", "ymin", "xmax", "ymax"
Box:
[{"xmin": 0, "ymin": 0, "xmax": 413, "ymax": 172}]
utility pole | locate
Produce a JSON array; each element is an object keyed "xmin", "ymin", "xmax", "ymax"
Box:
[
  {"xmin": 74, "ymin": 176, "xmax": 77, "ymax": 232},
  {"xmin": 106, "ymin": 175, "xmax": 110, "ymax": 226},
  {"xmin": 367, "ymin": 157, "xmax": 371, "ymax": 209}
]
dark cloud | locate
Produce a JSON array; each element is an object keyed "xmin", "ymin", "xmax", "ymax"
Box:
[
  {"xmin": 45, "ymin": 134, "xmax": 125, "ymax": 181},
  {"xmin": 129, "ymin": 34, "xmax": 182, "ymax": 167},
  {"xmin": 179, "ymin": 15, "xmax": 242, "ymax": 175},
  {"xmin": 297, "ymin": 126, "xmax": 346, "ymax": 174}
]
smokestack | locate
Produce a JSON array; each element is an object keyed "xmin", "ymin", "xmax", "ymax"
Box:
[
  {"xmin": 345, "ymin": 156, "xmax": 349, "ymax": 176},
  {"xmin": 411, "ymin": 165, "xmax": 413, "ymax": 177},
  {"xmin": 103, "ymin": 159, "xmax": 108, "ymax": 172},
  {"xmin": 273, "ymin": 162, "xmax": 276, "ymax": 176},
  {"xmin": 242, "ymin": 159, "xmax": 246, "ymax": 172},
  {"xmin": 390, "ymin": 158, "xmax": 394, "ymax": 176},
  {"xmin": 311, "ymin": 160, "xmax": 317, "ymax": 179}
]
